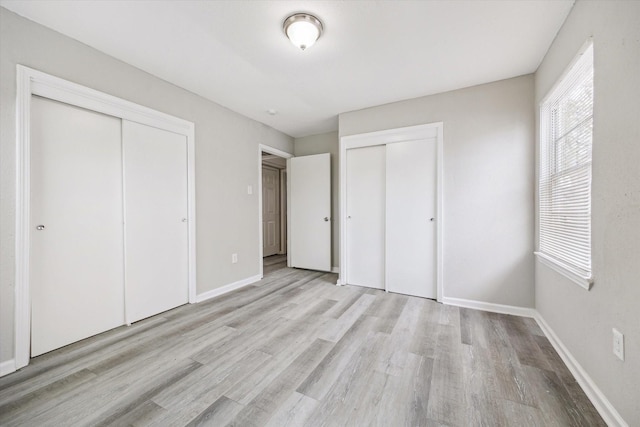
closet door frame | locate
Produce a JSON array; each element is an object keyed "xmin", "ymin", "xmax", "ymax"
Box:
[
  {"xmin": 338, "ymin": 123, "xmax": 444, "ymax": 301},
  {"xmin": 14, "ymin": 65, "xmax": 197, "ymax": 370}
]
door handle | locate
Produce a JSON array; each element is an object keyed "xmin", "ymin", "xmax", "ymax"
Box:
[
  {"xmin": 324, "ymin": 217, "xmax": 330, "ymax": 222},
  {"xmin": 182, "ymin": 218, "xmax": 188, "ymax": 223},
  {"xmin": 430, "ymin": 218, "xmax": 435, "ymax": 222},
  {"xmin": 36, "ymin": 225, "xmax": 45, "ymax": 230}
]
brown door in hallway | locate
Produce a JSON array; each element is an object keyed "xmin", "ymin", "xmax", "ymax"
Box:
[{"xmin": 262, "ymin": 166, "xmax": 281, "ymax": 257}]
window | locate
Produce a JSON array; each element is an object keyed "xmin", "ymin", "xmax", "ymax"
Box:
[{"xmin": 537, "ymin": 42, "xmax": 594, "ymax": 289}]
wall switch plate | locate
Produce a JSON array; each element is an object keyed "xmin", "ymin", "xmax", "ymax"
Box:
[
  {"xmin": 232, "ymin": 253, "xmax": 238, "ymax": 264},
  {"xmin": 613, "ymin": 328, "xmax": 624, "ymax": 361},
  {"xmin": 247, "ymin": 185, "xmax": 253, "ymax": 195}
]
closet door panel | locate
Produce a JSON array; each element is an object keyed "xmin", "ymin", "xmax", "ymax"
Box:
[
  {"xmin": 123, "ymin": 121, "xmax": 189, "ymax": 323},
  {"xmin": 30, "ymin": 96, "xmax": 125, "ymax": 356},
  {"xmin": 386, "ymin": 138, "xmax": 437, "ymax": 299},
  {"xmin": 346, "ymin": 145, "xmax": 386, "ymax": 289}
]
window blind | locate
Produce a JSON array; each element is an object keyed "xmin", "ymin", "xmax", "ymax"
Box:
[{"xmin": 539, "ymin": 44, "xmax": 594, "ymax": 279}]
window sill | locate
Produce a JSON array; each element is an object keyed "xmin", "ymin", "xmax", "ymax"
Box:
[{"xmin": 535, "ymin": 252, "xmax": 593, "ymax": 290}]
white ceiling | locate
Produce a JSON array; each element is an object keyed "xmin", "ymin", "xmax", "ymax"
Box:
[{"xmin": 1, "ymin": 0, "xmax": 574, "ymax": 138}]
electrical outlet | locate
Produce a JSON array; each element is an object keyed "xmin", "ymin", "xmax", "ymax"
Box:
[
  {"xmin": 232, "ymin": 253, "xmax": 238, "ymax": 264},
  {"xmin": 247, "ymin": 185, "xmax": 253, "ymax": 195},
  {"xmin": 613, "ymin": 328, "xmax": 624, "ymax": 361}
]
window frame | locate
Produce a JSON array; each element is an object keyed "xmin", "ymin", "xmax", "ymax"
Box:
[{"xmin": 536, "ymin": 40, "xmax": 594, "ymax": 290}]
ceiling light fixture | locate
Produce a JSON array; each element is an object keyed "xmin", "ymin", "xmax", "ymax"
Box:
[{"xmin": 283, "ymin": 13, "xmax": 323, "ymax": 51}]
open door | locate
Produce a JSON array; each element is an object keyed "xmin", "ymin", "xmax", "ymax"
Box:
[{"xmin": 289, "ymin": 153, "xmax": 331, "ymax": 272}]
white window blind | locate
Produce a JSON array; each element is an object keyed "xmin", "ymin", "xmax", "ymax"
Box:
[{"xmin": 539, "ymin": 43, "xmax": 594, "ymax": 284}]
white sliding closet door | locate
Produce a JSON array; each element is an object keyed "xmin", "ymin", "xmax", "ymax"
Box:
[
  {"xmin": 30, "ymin": 96, "xmax": 125, "ymax": 357},
  {"xmin": 346, "ymin": 145, "xmax": 386, "ymax": 289},
  {"xmin": 386, "ymin": 139, "xmax": 438, "ymax": 299},
  {"xmin": 123, "ymin": 121, "xmax": 189, "ymax": 323}
]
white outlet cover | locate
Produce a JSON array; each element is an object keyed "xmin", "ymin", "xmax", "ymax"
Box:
[
  {"xmin": 247, "ymin": 185, "xmax": 253, "ymax": 195},
  {"xmin": 613, "ymin": 328, "xmax": 624, "ymax": 361}
]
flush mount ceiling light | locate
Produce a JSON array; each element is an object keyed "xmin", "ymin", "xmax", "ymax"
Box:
[{"xmin": 283, "ymin": 13, "xmax": 323, "ymax": 51}]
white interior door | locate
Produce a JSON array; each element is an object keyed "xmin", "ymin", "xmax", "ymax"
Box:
[
  {"xmin": 346, "ymin": 145, "xmax": 386, "ymax": 289},
  {"xmin": 123, "ymin": 121, "xmax": 189, "ymax": 323},
  {"xmin": 289, "ymin": 153, "xmax": 331, "ymax": 272},
  {"xmin": 386, "ymin": 138, "xmax": 438, "ymax": 299},
  {"xmin": 30, "ymin": 96, "xmax": 125, "ymax": 356},
  {"xmin": 262, "ymin": 166, "xmax": 281, "ymax": 257}
]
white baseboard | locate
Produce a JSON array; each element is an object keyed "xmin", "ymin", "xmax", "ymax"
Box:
[
  {"xmin": 195, "ymin": 274, "xmax": 262, "ymax": 303},
  {"xmin": 442, "ymin": 296, "xmax": 537, "ymax": 318},
  {"xmin": 534, "ymin": 314, "xmax": 628, "ymax": 427},
  {"xmin": 0, "ymin": 359, "xmax": 16, "ymax": 377}
]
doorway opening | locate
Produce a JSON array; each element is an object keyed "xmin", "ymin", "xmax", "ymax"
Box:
[{"xmin": 261, "ymin": 150, "xmax": 289, "ymax": 275}]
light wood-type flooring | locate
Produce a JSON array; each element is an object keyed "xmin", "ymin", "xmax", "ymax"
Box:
[{"xmin": 0, "ymin": 257, "xmax": 605, "ymax": 426}]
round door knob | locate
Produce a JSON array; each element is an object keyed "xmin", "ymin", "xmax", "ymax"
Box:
[
  {"xmin": 324, "ymin": 217, "xmax": 330, "ymax": 222},
  {"xmin": 182, "ymin": 218, "xmax": 188, "ymax": 223},
  {"xmin": 36, "ymin": 225, "xmax": 45, "ymax": 230}
]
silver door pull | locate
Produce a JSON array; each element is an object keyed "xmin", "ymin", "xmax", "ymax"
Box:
[
  {"xmin": 430, "ymin": 218, "xmax": 435, "ymax": 221},
  {"xmin": 182, "ymin": 218, "xmax": 188, "ymax": 222},
  {"xmin": 324, "ymin": 217, "xmax": 330, "ymax": 222},
  {"xmin": 36, "ymin": 225, "xmax": 45, "ymax": 230}
]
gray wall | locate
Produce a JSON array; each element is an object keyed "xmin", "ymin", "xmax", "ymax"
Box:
[
  {"xmin": 534, "ymin": 1, "xmax": 640, "ymax": 423},
  {"xmin": 339, "ymin": 75, "xmax": 535, "ymax": 308},
  {"xmin": 0, "ymin": 8, "xmax": 293, "ymax": 363},
  {"xmin": 293, "ymin": 131, "xmax": 340, "ymax": 269}
]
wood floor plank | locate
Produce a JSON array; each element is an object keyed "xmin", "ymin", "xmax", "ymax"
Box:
[
  {"xmin": 365, "ymin": 290, "xmax": 409, "ymax": 334},
  {"xmin": 0, "ymin": 315, "xmax": 169, "ymax": 401},
  {"xmin": 322, "ymin": 286, "xmax": 367, "ymax": 319},
  {"xmin": 375, "ymin": 297, "xmax": 422, "ymax": 377},
  {"xmin": 228, "ymin": 338, "xmax": 334, "ymax": 427},
  {"xmin": 184, "ymin": 396, "xmax": 244, "ymax": 427},
  {"xmin": 318, "ymin": 293, "xmax": 376, "ymax": 342},
  {"xmin": 0, "ymin": 260, "xmax": 604, "ymax": 426},
  {"xmin": 499, "ymin": 398, "xmax": 547, "ymax": 426},
  {"xmin": 426, "ymin": 305, "xmax": 467, "ymax": 425},
  {"xmin": 95, "ymin": 400, "xmax": 167, "ymax": 427},
  {"xmin": 408, "ymin": 299, "xmax": 441, "ymax": 358},
  {"xmin": 152, "ymin": 349, "xmax": 271, "ymax": 411},
  {"xmin": 0, "ymin": 368, "xmax": 97, "ymax": 424},
  {"xmin": 502, "ymin": 314, "xmax": 553, "ymax": 371},
  {"xmin": 304, "ymin": 331, "xmax": 388, "ymax": 427},
  {"xmin": 225, "ymin": 317, "xmax": 333, "ymax": 405},
  {"xmin": 376, "ymin": 352, "xmax": 432, "ymax": 426},
  {"xmin": 523, "ymin": 365, "xmax": 590, "ymax": 427},
  {"xmin": 296, "ymin": 314, "xmax": 377, "ymax": 400},
  {"xmin": 264, "ymin": 391, "xmax": 319, "ymax": 427},
  {"xmin": 532, "ymin": 335, "xmax": 607, "ymax": 427}
]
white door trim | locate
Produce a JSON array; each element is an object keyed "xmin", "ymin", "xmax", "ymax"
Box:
[
  {"xmin": 257, "ymin": 144, "xmax": 293, "ymax": 278},
  {"xmin": 279, "ymin": 169, "xmax": 287, "ymax": 255},
  {"xmin": 14, "ymin": 65, "xmax": 197, "ymax": 370},
  {"xmin": 338, "ymin": 123, "xmax": 444, "ymax": 302}
]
